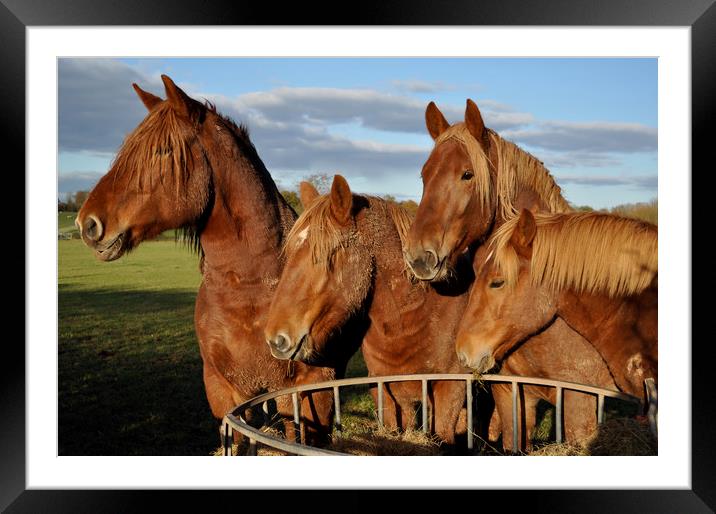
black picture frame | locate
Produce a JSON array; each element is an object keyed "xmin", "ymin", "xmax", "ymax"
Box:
[{"xmin": 6, "ymin": 0, "xmax": 714, "ymax": 511}]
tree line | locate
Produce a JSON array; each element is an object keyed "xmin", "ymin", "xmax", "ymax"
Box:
[
  {"xmin": 58, "ymin": 191, "xmax": 89, "ymax": 212},
  {"xmin": 58, "ymin": 174, "xmax": 656, "ymax": 225}
]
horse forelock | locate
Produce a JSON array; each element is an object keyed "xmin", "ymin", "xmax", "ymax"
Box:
[
  {"xmin": 433, "ymin": 124, "xmax": 494, "ymax": 210},
  {"xmin": 433, "ymin": 123, "xmax": 571, "ymax": 222},
  {"xmin": 110, "ymin": 102, "xmax": 195, "ymax": 194},
  {"xmin": 490, "ymin": 212, "xmax": 658, "ymax": 297},
  {"xmin": 283, "ymin": 194, "xmax": 417, "ymax": 285},
  {"xmin": 283, "ymin": 195, "xmax": 355, "ymax": 272}
]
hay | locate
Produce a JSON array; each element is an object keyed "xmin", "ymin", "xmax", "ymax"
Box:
[
  {"xmin": 327, "ymin": 426, "xmax": 443, "ymax": 456},
  {"xmin": 530, "ymin": 417, "xmax": 657, "ymax": 456},
  {"xmin": 213, "ymin": 416, "xmax": 656, "ymax": 456}
]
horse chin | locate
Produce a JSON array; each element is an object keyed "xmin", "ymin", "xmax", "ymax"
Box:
[
  {"xmin": 289, "ymin": 333, "xmax": 315, "ymax": 362},
  {"xmin": 94, "ymin": 233, "xmax": 127, "ymax": 262},
  {"xmin": 474, "ymin": 354, "xmax": 497, "ymax": 374}
]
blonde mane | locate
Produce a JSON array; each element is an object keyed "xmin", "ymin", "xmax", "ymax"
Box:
[
  {"xmin": 490, "ymin": 211, "xmax": 658, "ymax": 297},
  {"xmin": 434, "ymin": 123, "xmax": 571, "ymax": 221},
  {"xmin": 284, "ymin": 194, "xmax": 414, "ymax": 271}
]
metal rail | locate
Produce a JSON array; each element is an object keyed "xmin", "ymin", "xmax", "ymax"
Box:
[{"xmin": 222, "ymin": 373, "xmax": 642, "ymax": 456}]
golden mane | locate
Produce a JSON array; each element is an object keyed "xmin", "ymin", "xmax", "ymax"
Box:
[
  {"xmin": 434, "ymin": 123, "xmax": 571, "ymax": 221},
  {"xmin": 490, "ymin": 211, "xmax": 658, "ymax": 297},
  {"xmin": 284, "ymin": 193, "xmax": 414, "ymax": 271},
  {"xmin": 111, "ymin": 102, "xmax": 194, "ymax": 195},
  {"xmin": 283, "ymin": 194, "xmax": 352, "ymax": 271},
  {"xmin": 386, "ymin": 201, "xmax": 414, "ymax": 252}
]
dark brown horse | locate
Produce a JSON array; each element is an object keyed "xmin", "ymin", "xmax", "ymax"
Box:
[
  {"xmin": 264, "ymin": 176, "xmax": 470, "ymax": 445},
  {"xmin": 456, "ymin": 209, "xmax": 658, "ymax": 403},
  {"xmin": 75, "ymin": 75, "xmax": 345, "ymax": 445},
  {"xmin": 403, "ymin": 99, "xmax": 617, "ymax": 450}
]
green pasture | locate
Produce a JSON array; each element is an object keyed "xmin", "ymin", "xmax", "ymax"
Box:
[{"xmin": 58, "ymin": 235, "xmax": 369, "ymax": 455}]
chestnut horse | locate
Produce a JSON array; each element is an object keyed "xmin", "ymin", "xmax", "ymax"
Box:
[
  {"xmin": 75, "ymin": 75, "xmax": 346, "ymax": 445},
  {"xmin": 264, "ymin": 176, "xmax": 470, "ymax": 445},
  {"xmin": 456, "ymin": 209, "xmax": 658, "ymax": 403},
  {"xmin": 403, "ymin": 99, "xmax": 617, "ymax": 450}
]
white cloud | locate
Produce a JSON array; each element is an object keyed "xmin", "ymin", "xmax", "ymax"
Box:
[
  {"xmin": 391, "ymin": 79, "xmax": 454, "ymax": 93},
  {"xmin": 58, "ymin": 171, "xmax": 104, "ymax": 194},
  {"xmin": 556, "ymin": 174, "xmax": 657, "ymax": 189},
  {"xmin": 504, "ymin": 121, "xmax": 657, "ymax": 153},
  {"xmin": 59, "ymin": 58, "xmax": 163, "ymax": 153}
]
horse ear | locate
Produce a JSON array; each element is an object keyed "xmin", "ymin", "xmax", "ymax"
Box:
[
  {"xmin": 132, "ymin": 83, "xmax": 162, "ymax": 111},
  {"xmin": 329, "ymin": 175, "xmax": 353, "ymax": 225},
  {"xmin": 161, "ymin": 74, "xmax": 199, "ymax": 120},
  {"xmin": 425, "ymin": 101, "xmax": 450, "ymax": 140},
  {"xmin": 510, "ymin": 209, "xmax": 537, "ymax": 257},
  {"xmin": 465, "ymin": 99, "xmax": 490, "ymax": 150},
  {"xmin": 299, "ymin": 181, "xmax": 320, "ymax": 209}
]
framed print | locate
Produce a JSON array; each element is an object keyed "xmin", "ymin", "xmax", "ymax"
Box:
[{"xmin": 7, "ymin": 0, "xmax": 715, "ymax": 511}]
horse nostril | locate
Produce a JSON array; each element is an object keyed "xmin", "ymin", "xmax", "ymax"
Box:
[
  {"xmin": 85, "ymin": 218, "xmax": 97, "ymax": 238},
  {"xmin": 271, "ymin": 334, "xmax": 291, "ymax": 353},
  {"xmin": 83, "ymin": 215, "xmax": 103, "ymax": 242},
  {"xmin": 424, "ymin": 249, "xmax": 438, "ymax": 270}
]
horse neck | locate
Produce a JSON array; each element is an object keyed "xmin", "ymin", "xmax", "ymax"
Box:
[
  {"xmin": 493, "ymin": 135, "xmax": 572, "ymax": 218},
  {"xmin": 198, "ymin": 132, "xmax": 296, "ymax": 283},
  {"xmin": 360, "ymin": 206, "xmax": 463, "ymax": 350},
  {"xmin": 556, "ymin": 287, "xmax": 658, "ymax": 398}
]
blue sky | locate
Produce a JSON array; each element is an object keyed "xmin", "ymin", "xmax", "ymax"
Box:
[{"xmin": 58, "ymin": 58, "xmax": 657, "ymax": 208}]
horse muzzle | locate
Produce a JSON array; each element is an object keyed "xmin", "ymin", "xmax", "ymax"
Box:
[
  {"xmin": 266, "ymin": 332, "xmax": 309, "ymax": 361},
  {"xmin": 77, "ymin": 214, "xmax": 127, "ymax": 261},
  {"xmin": 405, "ymin": 248, "xmax": 445, "ymax": 281}
]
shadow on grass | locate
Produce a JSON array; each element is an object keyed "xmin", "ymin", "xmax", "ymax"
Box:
[{"xmin": 58, "ymin": 285, "xmax": 218, "ymax": 456}]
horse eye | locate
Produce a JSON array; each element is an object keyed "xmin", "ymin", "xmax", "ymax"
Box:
[
  {"xmin": 489, "ymin": 279, "xmax": 505, "ymax": 289},
  {"xmin": 461, "ymin": 170, "xmax": 474, "ymax": 181}
]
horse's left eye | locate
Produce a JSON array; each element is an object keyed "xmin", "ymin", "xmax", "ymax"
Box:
[
  {"xmin": 489, "ymin": 279, "xmax": 505, "ymax": 289},
  {"xmin": 461, "ymin": 170, "xmax": 474, "ymax": 181}
]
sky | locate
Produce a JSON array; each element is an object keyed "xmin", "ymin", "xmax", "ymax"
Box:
[{"xmin": 58, "ymin": 57, "xmax": 657, "ymax": 209}]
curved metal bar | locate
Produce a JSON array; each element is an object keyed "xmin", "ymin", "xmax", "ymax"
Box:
[{"xmin": 223, "ymin": 373, "xmax": 642, "ymax": 457}]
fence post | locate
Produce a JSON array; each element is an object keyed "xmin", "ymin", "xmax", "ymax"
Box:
[
  {"xmin": 292, "ymin": 392, "xmax": 301, "ymax": 443},
  {"xmin": 644, "ymin": 378, "xmax": 658, "ymax": 438},
  {"xmin": 377, "ymin": 382, "xmax": 384, "ymax": 427},
  {"xmin": 422, "ymin": 379, "xmax": 429, "ymax": 433},
  {"xmin": 555, "ymin": 386, "xmax": 563, "ymax": 444},
  {"xmin": 511, "ymin": 381, "xmax": 519, "ymax": 454},
  {"xmin": 597, "ymin": 394, "xmax": 605, "ymax": 424},
  {"xmin": 466, "ymin": 378, "xmax": 473, "ymax": 451},
  {"xmin": 333, "ymin": 385, "xmax": 342, "ymax": 435},
  {"xmin": 222, "ymin": 418, "xmax": 232, "ymax": 456}
]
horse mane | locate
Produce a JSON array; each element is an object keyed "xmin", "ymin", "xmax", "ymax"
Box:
[
  {"xmin": 490, "ymin": 211, "xmax": 658, "ymax": 298},
  {"xmin": 111, "ymin": 100, "xmax": 264, "ymax": 261},
  {"xmin": 111, "ymin": 102, "xmax": 193, "ymax": 195},
  {"xmin": 284, "ymin": 193, "xmax": 414, "ymax": 271},
  {"xmin": 284, "ymin": 194, "xmax": 356, "ymax": 271},
  {"xmin": 385, "ymin": 201, "xmax": 414, "ymax": 251},
  {"xmin": 434, "ymin": 123, "xmax": 571, "ymax": 221}
]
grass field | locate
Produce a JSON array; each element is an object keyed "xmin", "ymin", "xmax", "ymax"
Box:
[{"xmin": 58, "ymin": 236, "xmax": 370, "ymax": 455}]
